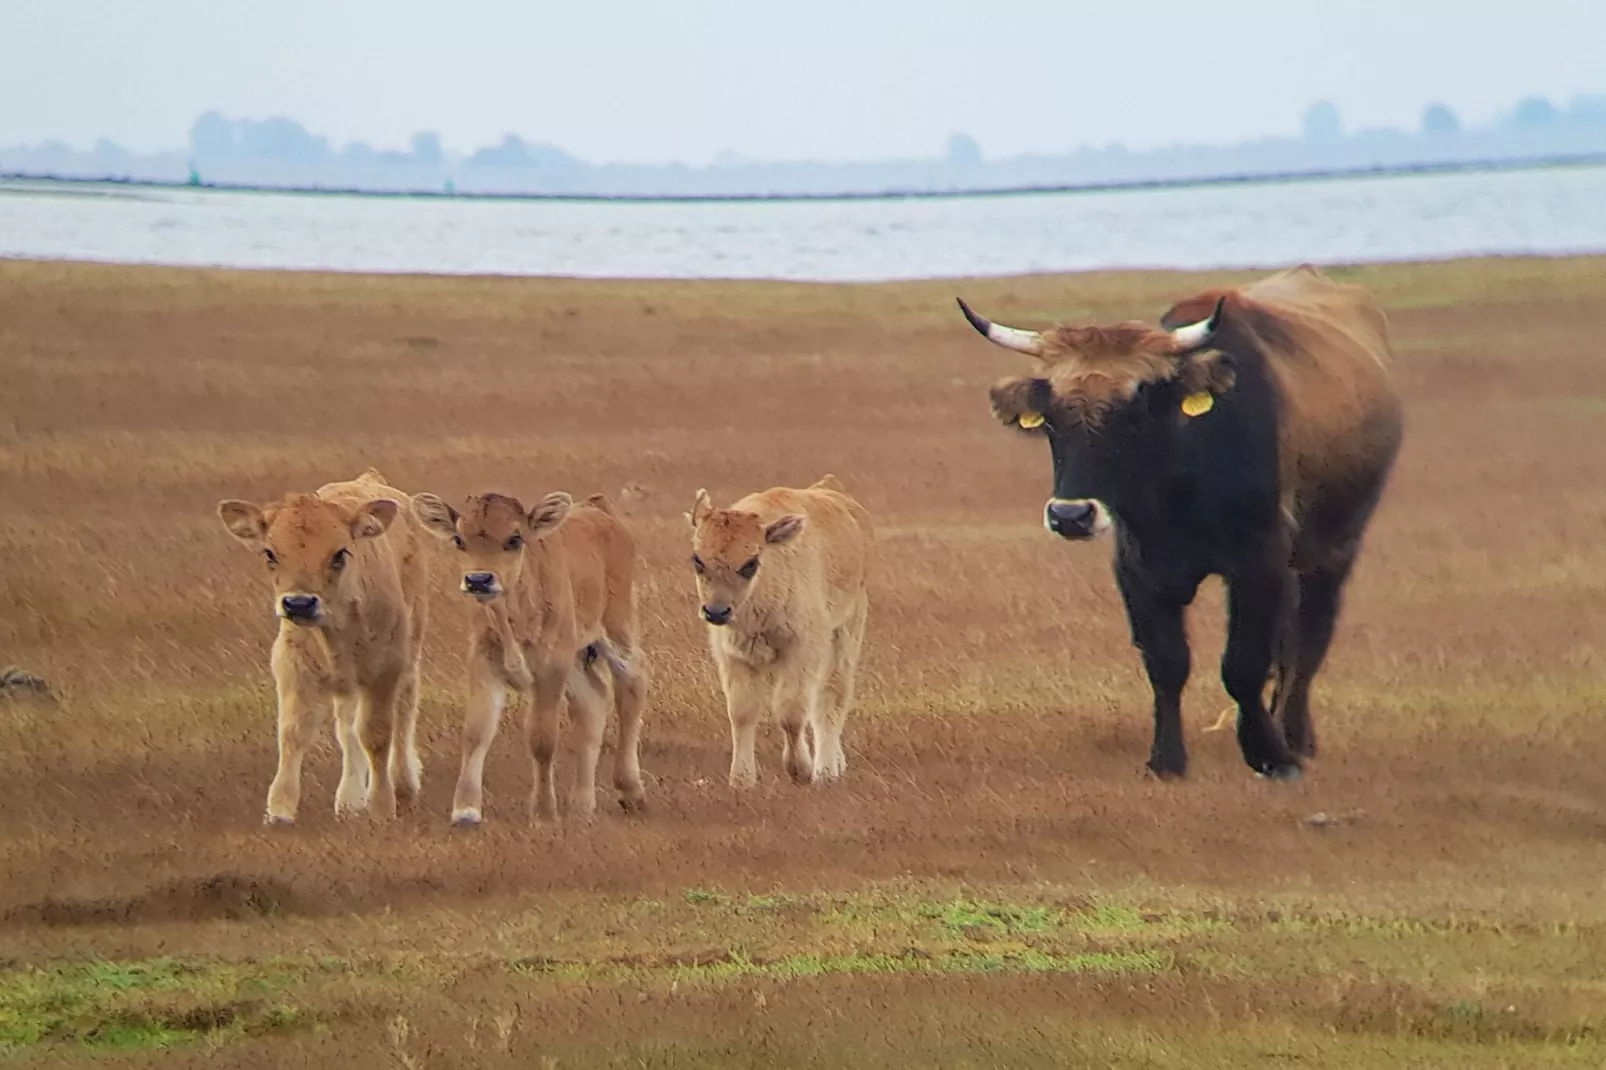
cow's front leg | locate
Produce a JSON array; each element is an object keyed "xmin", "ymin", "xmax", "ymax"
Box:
[{"xmin": 1116, "ymin": 562, "xmax": 1193, "ymax": 780}]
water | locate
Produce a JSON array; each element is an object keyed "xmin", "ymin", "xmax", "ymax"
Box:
[{"xmin": 2, "ymin": 165, "xmax": 1604, "ymax": 282}]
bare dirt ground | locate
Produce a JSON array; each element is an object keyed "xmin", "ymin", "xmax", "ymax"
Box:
[{"xmin": 2, "ymin": 255, "xmax": 1605, "ymax": 1067}]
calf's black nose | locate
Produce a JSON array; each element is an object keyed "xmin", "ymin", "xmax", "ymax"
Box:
[
  {"xmin": 464, "ymin": 571, "xmax": 495, "ymax": 591},
  {"xmin": 281, "ymin": 594, "xmax": 320, "ymax": 619},
  {"xmin": 1045, "ymin": 500, "xmax": 1097, "ymax": 538},
  {"xmin": 702, "ymin": 603, "xmax": 733, "ymax": 626}
]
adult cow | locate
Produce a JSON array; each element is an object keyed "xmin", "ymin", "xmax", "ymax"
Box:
[{"xmin": 956, "ymin": 265, "xmax": 1403, "ymax": 782}]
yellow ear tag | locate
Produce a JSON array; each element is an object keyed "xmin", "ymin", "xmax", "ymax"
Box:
[
  {"xmin": 1181, "ymin": 392, "xmax": 1214, "ymax": 418},
  {"xmin": 1017, "ymin": 411, "xmax": 1045, "ymax": 429}
]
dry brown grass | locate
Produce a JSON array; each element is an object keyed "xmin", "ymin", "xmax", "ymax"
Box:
[{"xmin": 2, "ymin": 254, "xmax": 1605, "ymax": 1065}]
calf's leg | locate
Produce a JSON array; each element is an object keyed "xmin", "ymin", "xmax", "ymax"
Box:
[
  {"xmin": 602, "ymin": 641, "xmax": 648, "ymax": 812},
  {"xmin": 332, "ymin": 692, "xmax": 371, "ymax": 817},
  {"xmin": 525, "ymin": 662, "xmax": 570, "ymax": 822},
  {"xmin": 564, "ymin": 655, "xmax": 610, "ymax": 819},
  {"xmin": 265, "ymin": 673, "xmax": 324, "ymax": 826},
  {"xmin": 450, "ymin": 658, "xmax": 508, "ymax": 826}
]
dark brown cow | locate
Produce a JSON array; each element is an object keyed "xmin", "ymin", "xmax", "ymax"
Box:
[{"xmin": 957, "ymin": 264, "xmax": 1403, "ymax": 781}]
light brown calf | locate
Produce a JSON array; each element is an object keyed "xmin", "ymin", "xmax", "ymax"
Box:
[
  {"xmin": 688, "ymin": 475, "xmax": 873, "ymax": 788},
  {"xmin": 217, "ymin": 467, "xmax": 430, "ymax": 825},
  {"xmin": 410, "ymin": 489, "xmax": 648, "ymax": 826}
]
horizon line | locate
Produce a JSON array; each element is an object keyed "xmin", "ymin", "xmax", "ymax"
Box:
[{"xmin": 3, "ymin": 150, "xmax": 1605, "ymax": 206}]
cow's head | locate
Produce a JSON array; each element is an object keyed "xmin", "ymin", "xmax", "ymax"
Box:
[
  {"xmin": 685, "ymin": 489, "xmax": 805, "ymax": 626},
  {"xmin": 956, "ymin": 295, "xmax": 1235, "ymax": 540},
  {"xmin": 217, "ymin": 492, "xmax": 400, "ymax": 626},
  {"xmin": 410, "ymin": 490, "xmax": 571, "ymax": 602}
]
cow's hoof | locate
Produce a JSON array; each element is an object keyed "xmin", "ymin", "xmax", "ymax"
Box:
[
  {"xmin": 617, "ymin": 795, "xmax": 646, "ymax": 815},
  {"xmin": 1259, "ymin": 763, "xmax": 1303, "ymax": 783},
  {"xmin": 264, "ymin": 814, "xmax": 295, "ymax": 828},
  {"xmin": 450, "ymin": 809, "xmax": 482, "ymax": 828},
  {"xmin": 1146, "ymin": 758, "xmax": 1188, "ymax": 781}
]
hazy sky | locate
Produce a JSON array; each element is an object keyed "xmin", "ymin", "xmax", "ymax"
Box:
[{"xmin": 5, "ymin": 0, "xmax": 1604, "ymax": 164}]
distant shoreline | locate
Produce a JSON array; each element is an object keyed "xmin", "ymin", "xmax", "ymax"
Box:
[{"xmin": 3, "ymin": 150, "xmax": 1605, "ymax": 205}]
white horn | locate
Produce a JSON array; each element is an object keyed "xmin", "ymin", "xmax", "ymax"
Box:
[
  {"xmin": 1169, "ymin": 295, "xmax": 1226, "ymax": 350},
  {"xmin": 956, "ymin": 297, "xmax": 1044, "ymax": 357}
]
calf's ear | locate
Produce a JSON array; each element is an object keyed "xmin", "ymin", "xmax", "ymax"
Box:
[
  {"xmin": 687, "ymin": 488, "xmax": 714, "ymax": 528},
  {"xmin": 218, "ymin": 500, "xmax": 267, "ymax": 542},
  {"xmin": 351, "ymin": 498, "xmax": 400, "ymax": 540},
  {"xmin": 410, "ymin": 493, "xmax": 461, "ymax": 540},
  {"xmin": 528, "ymin": 492, "xmax": 573, "ymax": 537},
  {"xmin": 764, "ymin": 514, "xmax": 806, "ymax": 545}
]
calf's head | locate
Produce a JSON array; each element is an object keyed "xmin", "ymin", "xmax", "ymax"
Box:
[
  {"xmin": 217, "ymin": 493, "xmax": 400, "ymax": 625},
  {"xmin": 410, "ymin": 490, "xmax": 571, "ymax": 602},
  {"xmin": 686, "ymin": 489, "xmax": 805, "ymax": 626},
  {"xmin": 955, "ymin": 295, "xmax": 1234, "ymax": 540}
]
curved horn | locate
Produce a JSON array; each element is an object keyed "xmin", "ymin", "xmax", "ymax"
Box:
[
  {"xmin": 1169, "ymin": 295, "xmax": 1226, "ymax": 350},
  {"xmin": 955, "ymin": 298, "xmax": 1045, "ymax": 357}
]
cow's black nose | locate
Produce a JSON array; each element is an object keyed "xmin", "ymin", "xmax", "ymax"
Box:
[
  {"xmin": 702, "ymin": 603, "xmax": 733, "ymax": 626},
  {"xmin": 464, "ymin": 571, "xmax": 495, "ymax": 590},
  {"xmin": 1045, "ymin": 500, "xmax": 1098, "ymax": 539},
  {"xmin": 281, "ymin": 594, "xmax": 320, "ymax": 619}
]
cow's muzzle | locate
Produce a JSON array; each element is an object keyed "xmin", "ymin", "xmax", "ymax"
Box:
[
  {"xmin": 1044, "ymin": 498, "xmax": 1111, "ymax": 540},
  {"xmin": 278, "ymin": 593, "xmax": 324, "ymax": 624},
  {"xmin": 462, "ymin": 571, "xmax": 502, "ymax": 601},
  {"xmin": 702, "ymin": 603, "xmax": 733, "ymax": 626}
]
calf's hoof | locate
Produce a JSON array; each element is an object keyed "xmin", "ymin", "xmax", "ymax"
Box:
[
  {"xmin": 450, "ymin": 808, "xmax": 482, "ymax": 828},
  {"xmin": 263, "ymin": 813, "xmax": 296, "ymax": 828}
]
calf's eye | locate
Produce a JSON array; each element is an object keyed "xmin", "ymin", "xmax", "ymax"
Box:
[
  {"xmin": 330, "ymin": 548, "xmax": 350, "ymax": 572},
  {"xmin": 691, "ymin": 555, "xmax": 706, "ymax": 575},
  {"xmin": 452, "ymin": 535, "xmax": 465, "ymax": 550},
  {"xmin": 505, "ymin": 534, "xmax": 524, "ymax": 551},
  {"xmin": 263, "ymin": 548, "xmax": 277, "ymax": 568},
  {"xmin": 738, "ymin": 557, "xmax": 759, "ymax": 580}
]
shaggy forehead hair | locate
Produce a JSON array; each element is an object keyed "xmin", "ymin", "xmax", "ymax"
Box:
[
  {"xmin": 988, "ymin": 322, "xmax": 1188, "ymax": 425},
  {"xmin": 695, "ymin": 509, "xmax": 764, "ymax": 555}
]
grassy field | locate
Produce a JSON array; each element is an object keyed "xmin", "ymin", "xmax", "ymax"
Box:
[{"xmin": 2, "ymin": 254, "xmax": 1605, "ymax": 1067}]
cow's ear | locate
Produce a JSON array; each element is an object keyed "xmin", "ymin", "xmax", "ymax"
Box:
[
  {"xmin": 687, "ymin": 488, "xmax": 714, "ymax": 528},
  {"xmin": 764, "ymin": 514, "xmax": 806, "ymax": 545},
  {"xmin": 528, "ymin": 492, "xmax": 572, "ymax": 537},
  {"xmin": 410, "ymin": 493, "xmax": 460, "ymax": 541},
  {"xmin": 988, "ymin": 375, "xmax": 1054, "ymax": 433},
  {"xmin": 1178, "ymin": 349, "xmax": 1235, "ymax": 398},
  {"xmin": 218, "ymin": 500, "xmax": 267, "ymax": 542},
  {"xmin": 351, "ymin": 498, "xmax": 400, "ymax": 540}
]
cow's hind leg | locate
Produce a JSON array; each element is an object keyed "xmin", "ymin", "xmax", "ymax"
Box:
[
  {"xmin": 598, "ymin": 640, "xmax": 648, "ymax": 812},
  {"xmin": 357, "ymin": 676, "xmax": 402, "ymax": 821},
  {"xmin": 525, "ymin": 662, "xmax": 570, "ymax": 822},
  {"xmin": 814, "ymin": 603, "xmax": 867, "ymax": 781},
  {"xmin": 450, "ymin": 658, "xmax": 507, "ymax": 827},
  {"xmin": 1223, "ymin": 569, "xmax": 1302, "ymax": 781},
  {"xmin": 771, "ymin": 667, "xmax": 818, "ymax": 786},
  {"xmin": 388, "ymin": 659, "xmax": 424, "ymax": 810},
  {"xmin": 1274, "ymin": 557, "xmax": 1357, "ymax": 760},
  {"xmin": 564, "ymin": 651, "xmax": 610, "ymax": 820},
  {"xmin": 1116, "ymin": 561, "xmax": 1193, "ymax": 779}
]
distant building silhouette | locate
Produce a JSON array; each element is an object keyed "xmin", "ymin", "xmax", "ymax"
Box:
[
  {"xmin": 1302, "ymin": 101, "xmax": 1344, "ymax": 142},
  {"xmin": 946, "ymin": 133, "xmax": 982, "ymax": 167},
  {"xmin": 1421, "ymin": 103, "xmax": 1460, "ymax": 136}
]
